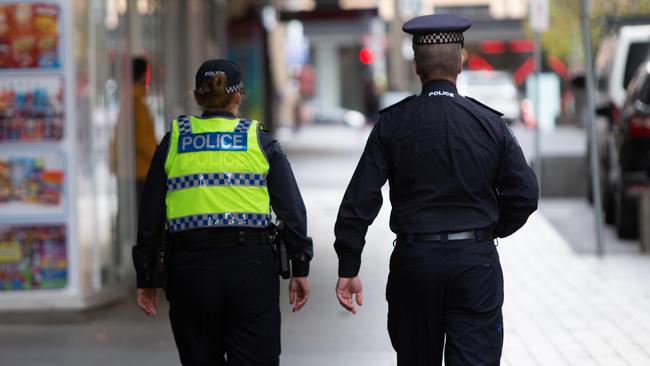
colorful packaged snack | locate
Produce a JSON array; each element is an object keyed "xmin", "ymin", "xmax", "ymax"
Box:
[
  {"xmin": 39, "ymin": 170, "xmax": 63, "ymax": 204},
  {"xmin": 36, "ymin": 35, "xmax": 57, "ymax": 67},
  {"xmin": 0, "ymin": 39, "xmax": 10, "ymax": 68},
  {"xmin": 0, "ymin": 240, "xmax": 21, "ymax": 263},
  {"xmin": 33, "ymin": 5, "xmax": 58, "ymax": 34},
  {"xmin": 13, "ymin": 4, "xmax": 33, "ymax": 32},
  {"xmin": 11, "ymin": 35, "xmax": 35, "ymax": 67},
  {"xmin": 0, "ymin": 160, "xmax": 10, "ymax": 202},
  {"xmin": 9, "ymin": 157, "xmax": 36, "ymax": 200},
  {"xmin": 0, "ymin": 7, "xmax": 9, "ymax": 35}
]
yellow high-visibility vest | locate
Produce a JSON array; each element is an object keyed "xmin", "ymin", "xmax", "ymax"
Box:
[{"xmin": 164, "ymin": 116, "xmax": 270, "ymax": 232}]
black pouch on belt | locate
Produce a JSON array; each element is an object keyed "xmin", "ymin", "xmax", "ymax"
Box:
[
  {"xmin": 269, "ymin": 222, "xmax": 291, "ymax": 280},
  {"xmin": 151, "ymin": 229, "xmax": 170, "ymax": 289}
]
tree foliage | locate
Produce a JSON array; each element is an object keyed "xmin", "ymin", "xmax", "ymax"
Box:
[{"xmin": 530, "ymin": 0, "xmax": 650, "ymax": 66}]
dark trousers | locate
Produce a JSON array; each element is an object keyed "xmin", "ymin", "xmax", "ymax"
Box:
[
  {"xmin": 166, "ymin": 244, "xmax": 280, "ymax": 366},
  {"xmin": 386, "ymin": 240, "xmax": 504, "ymax": 366}
]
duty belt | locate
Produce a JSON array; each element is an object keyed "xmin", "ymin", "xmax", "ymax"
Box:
[
  {"xmin": 397, "ymin": 228, "xmax": 493, "ymax": 244},
  {"xmin": 171, "ymin": 228, "xmax": 269, "ymax": 250}
]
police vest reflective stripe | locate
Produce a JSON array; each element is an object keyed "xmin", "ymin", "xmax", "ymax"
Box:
[
  {"xmin": 167, "ymin": 172, "xmax": 267, "ymax": 192},
  {"xmin": 167, "ymin": 213, "xmax": 270, "ymax": 232},
  {"xmin": 164, "ymin": 116, "xmax": 270, "ymax": 233}
]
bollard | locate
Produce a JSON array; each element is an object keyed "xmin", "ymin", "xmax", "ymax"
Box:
[{"xmin": 640, "ymin": 188, "xmax": 650, "ymax": 253}]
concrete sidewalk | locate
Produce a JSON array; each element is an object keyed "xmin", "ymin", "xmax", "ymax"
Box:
[{"xmin": 500, "ymin": 213, "xmax": 650, "ymax": 365}]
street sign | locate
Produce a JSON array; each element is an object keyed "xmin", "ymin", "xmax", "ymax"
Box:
[{"xmin": 529, "ymin": 0, "xmax": 549, "ymax": 32}]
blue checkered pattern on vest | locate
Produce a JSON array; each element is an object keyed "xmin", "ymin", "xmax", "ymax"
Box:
[
  {"xmin": 177, "ymin": 117, "xmax": 251, "ymax": 135},
  {"xmin": 177, "ymin": 116, "xmax": 192, "ymax": 135},
  {"xmin": 167, "ymin": 212, "xmax": 270, "ymax": 232},
  {"xmin": 167, "ymin": 172, "xmax": 267, "ymax": 192},
  {"xmin": 234, "ymin": 119, "xmax": 252, "ymax": 132}
]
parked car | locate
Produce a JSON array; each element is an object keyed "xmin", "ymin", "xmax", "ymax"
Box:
[
  {"xmin": 607, "ymin": 61, "xmax": 650, "ymax": 238},
  {"xmin": 302, "ymin": 99, "xmax": 366, "ymax": 128},
  {"xmin": 457, "ymin": 70, "xmax": 521, "ymax": 124},
  {"xmin": 582, "ymin": 24, "xmax": 650, "ymax": 225}
]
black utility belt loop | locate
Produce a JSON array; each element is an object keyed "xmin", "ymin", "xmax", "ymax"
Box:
[
  {"xmin": 173, "ymin": 238, "xmax": 268, "ymax": 250},
  {"xmin": 172, "ymin": 229, "xmax": 269, "ymax": 250},
  {"xmin": 398, "ymin": 229, "xmax": 492, "ymax": 244}
]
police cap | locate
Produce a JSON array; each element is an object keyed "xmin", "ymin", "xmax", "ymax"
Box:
[
  {"xmin": 195, "ymin": 59, "xmax": 243, "ymax": 94},
  {"xmin": 402, "ymin": 14, "xmax": 471, "ymax": 47}
]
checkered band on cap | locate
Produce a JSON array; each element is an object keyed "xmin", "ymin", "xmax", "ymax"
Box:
[
  {"xmin": 195, "ymin": 73, "xmax": 242, "ymax": 94},
  {"xmin": 167, "ymin": 172, "xmax": 268, "ymax": 192},
  {"xmin": 412, "ymin": 32, "xmax": 464, "ymax": 45},
  {"xmin": 225, "ymin": 82, "xmax": 243, "ymax": 94},
  {"xmin": 167, "ymin": 212, "xmax": 270, "ymax": 232}
]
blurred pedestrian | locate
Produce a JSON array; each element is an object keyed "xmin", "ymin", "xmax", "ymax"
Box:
[
  {"xmin": 363, "ymin": 79, "xmax": 380, "ymax": 125},
  {"xmin": 133, "ymin": 59, "xmax": 313, "ymax": 366},
  {"xmin": 333, "ymin": 14, "xmax": 538, "ymax": 366},
  {"xmin": 132, "ymin": 57, "xmax": 157, "ymax": 209}
]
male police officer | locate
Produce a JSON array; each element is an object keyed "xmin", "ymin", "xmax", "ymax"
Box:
[{"xmin": 333, "ymin": 15, "xmax": 538, "ymax": 365}]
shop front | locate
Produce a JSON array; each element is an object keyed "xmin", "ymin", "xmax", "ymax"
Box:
[
  {"xmin": 0, "ymin": 0, "xmax": 136, "ymax": 311},
  {"xmin": 0, "ymin": 0, "xmax": 273, "ymax": 313}
]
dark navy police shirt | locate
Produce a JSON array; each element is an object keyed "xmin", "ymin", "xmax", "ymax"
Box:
[
  {"xmin": 134, "ymin": 111, "xmax": 313, "ymax": 288},
  {"xmin": 334, "ymin": 79, "xmax": 538, "ymax": 277}
]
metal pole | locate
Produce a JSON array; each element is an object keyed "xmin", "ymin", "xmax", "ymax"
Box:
[
  {"xmin": 388, "ymin": 0, "xmax": 408, "ymax": 91},
  {"xmin": 533, "ymin": 30, "xmax": 542, "ymax": 193},
  {"xmin": 580, "ymin": 0, "xmax": 605, "ymax": 256}
]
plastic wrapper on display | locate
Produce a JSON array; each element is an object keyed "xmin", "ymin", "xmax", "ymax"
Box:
[
  {"xmin": 0, "ymin": 156, "xmax": 63, "ymax": 207},
  {"xmin": 0, "ymin": 76, "xmax": 64, "ymax": 142},
  {"xmin": 0, "ymin": 224, "xmax": 67, "ymax": 290},
  {"xmin": 0, "ymin": 3, "xmax": 60, "ymax": 69}
]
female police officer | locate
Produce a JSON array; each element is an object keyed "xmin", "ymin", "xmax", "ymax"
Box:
[{"xmin": 133, "ymin": 59, "xmax": 313, "ymax": 366}]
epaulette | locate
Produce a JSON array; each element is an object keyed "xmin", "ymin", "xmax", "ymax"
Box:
[
  {"xmin": 379, "ymin": 95, "xmax": 416, "ymax": 114},
  {"xmin": 258, "ymin": 121, "xmax": 269, "ymax": 132},
  {"xmin": 465, "ymin": 97, "xmax": 504, "ymax": 117}
]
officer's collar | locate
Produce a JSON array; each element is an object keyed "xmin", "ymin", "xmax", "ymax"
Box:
[
  {"xmin": 200, "ymin": 110, "xmax": 236, "ymax": 119},
  {"xmin": 421, "ymin": 79, "xmax": 458, "ymax": 95}
]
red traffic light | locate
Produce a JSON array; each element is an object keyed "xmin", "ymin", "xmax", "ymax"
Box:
[{"xmin": 359, "ymin": 48, "xmax": 374, "ymax": 65}]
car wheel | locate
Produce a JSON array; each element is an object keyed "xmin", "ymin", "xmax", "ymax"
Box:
[{"xmin": 615, "ymin": 192, "xmax": 639, "ymax": 239}]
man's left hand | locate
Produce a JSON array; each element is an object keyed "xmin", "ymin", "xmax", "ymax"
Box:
[{"xmin": 336, "ymin": 277, "xmax": 363, "ymax": 314}]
